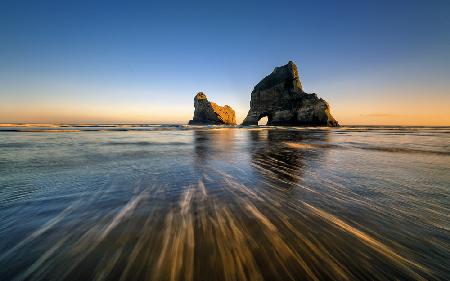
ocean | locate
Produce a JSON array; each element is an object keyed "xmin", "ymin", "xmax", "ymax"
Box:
[{"xmin": 0, "ymin": 125, "xmax": 449, "ymax": 280}]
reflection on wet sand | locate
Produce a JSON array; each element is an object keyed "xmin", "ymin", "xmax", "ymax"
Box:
[
  {"xmin": 248, "ymin": 129, "xmax": 329, "ymax": 186},
  {"xmin": 0, "ymin": 127, "xmax": 448, "ymax": 280},
  {"xmin": 194, "ymin": 129, "xmax": 236, "ymax": 167}
]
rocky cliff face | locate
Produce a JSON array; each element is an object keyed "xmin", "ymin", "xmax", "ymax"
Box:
[
  {"xmin": 242, "ymin": 61, "xmax": 338, "ymax": 126},
  {"xmin": 188, "ymin": 92, "xmax": 237, "ymax": 125}
]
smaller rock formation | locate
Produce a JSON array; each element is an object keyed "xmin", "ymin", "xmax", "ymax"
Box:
[
  {"xmin": 242, "ymin": 61, "xmax": 338, "ymax": 126},
  {"xmin": 188, "ymin": 92, "xmax": 237, "ymax": 125}
]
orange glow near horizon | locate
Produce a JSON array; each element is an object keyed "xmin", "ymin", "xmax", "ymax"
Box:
[
  {"xmin": 1, "ymin": 101, "xmax": 449, "ymax": 126},
  {"xmin": 2, "ymin": 82, "xmax": 449, "ymax": 126}
]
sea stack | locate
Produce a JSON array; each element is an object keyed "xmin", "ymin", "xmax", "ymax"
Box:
[
  {"xmin": 188, "ymin": 92, "xmax": 237, "ymax": 125},
  {"xmin": 242, "ymin": 61, "xmax": 338, "ymax": 126}
]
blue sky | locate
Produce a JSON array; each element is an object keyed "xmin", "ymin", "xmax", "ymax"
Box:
[{"xmin": 1, "ymin": 0, "xmax": 449, "ymax": 124}]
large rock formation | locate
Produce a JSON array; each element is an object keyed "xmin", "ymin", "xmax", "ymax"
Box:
[
  {"xmin": 242, "ymin": 61, "xmax": 338, "ymax": 126},
  {"xmin": 188, "ymin": 92, "xmax": 237, "ymax": 125}
]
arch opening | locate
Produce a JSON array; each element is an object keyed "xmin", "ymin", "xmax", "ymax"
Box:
[{"xmin": 257, "ymin": 114, "xmax": 270, "ymax": 126}]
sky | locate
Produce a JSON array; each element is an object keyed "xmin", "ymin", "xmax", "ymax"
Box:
[{"xmin": 1, "ymin": 0, "xmax": 449, "ymax": 125}]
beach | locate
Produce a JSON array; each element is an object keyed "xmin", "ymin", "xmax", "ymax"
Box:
[{"xmin": 0, "ymin": 125, "xmax": 449, "ymax": 280}]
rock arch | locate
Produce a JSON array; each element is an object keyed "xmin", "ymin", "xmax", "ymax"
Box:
[{"xmin": 242, "ymin": 61, "xmax": 338, "ymax": 126}]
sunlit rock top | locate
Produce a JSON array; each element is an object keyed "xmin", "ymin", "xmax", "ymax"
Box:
[{"xmin": 188, "ymin": 92, "xmax": 237, "ymax": 125}]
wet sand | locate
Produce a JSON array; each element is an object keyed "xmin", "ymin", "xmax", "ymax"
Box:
[{"xmin": 0, "ymin": 126, "xmax": 449, "ymax": 280}]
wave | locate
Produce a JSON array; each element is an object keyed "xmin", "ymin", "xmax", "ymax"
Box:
[
  {"xmin": 354, "ymin": 145, "xmax": 450, "ymax": 156},
  {"xmin": 104, "ymin": 141, "xmax": 189, "ymax": 146},
  {"xmin": 0, "ymin": 142, "xmax": 32, "ymax": 148},
  {"xmin": 284, "ymin": 141, "xmax": 449, "ymax": 156},
  {"xmin": 1, "ymin": 124, "xmax": 449, "ymax": 134}
]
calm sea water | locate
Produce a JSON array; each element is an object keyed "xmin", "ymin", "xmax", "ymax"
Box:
[{"xmin": 0, "ymin": 125, "xmax": 449, "ymax": 280}]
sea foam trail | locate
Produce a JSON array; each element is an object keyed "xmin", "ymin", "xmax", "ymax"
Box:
[
  {"xmin": 303, "ymin": 203, "xmax": 428, "ymax": 280},
  {"xmin": 57, "ymin": 191, "xmax": 147, "ymax": 280},
  {"xmin": 0, "ymin": 200, "xmax": 82, "ymax": 262}
]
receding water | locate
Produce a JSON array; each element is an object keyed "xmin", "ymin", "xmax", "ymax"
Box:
[{"xmin": 0, "ymin": 125, "xmax": 449, "ymax": 280}]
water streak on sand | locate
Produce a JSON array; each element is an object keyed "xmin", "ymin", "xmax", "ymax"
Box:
[{"xmin": 0, "ymin": 126, "xmax": 448, "ymax": 280}]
